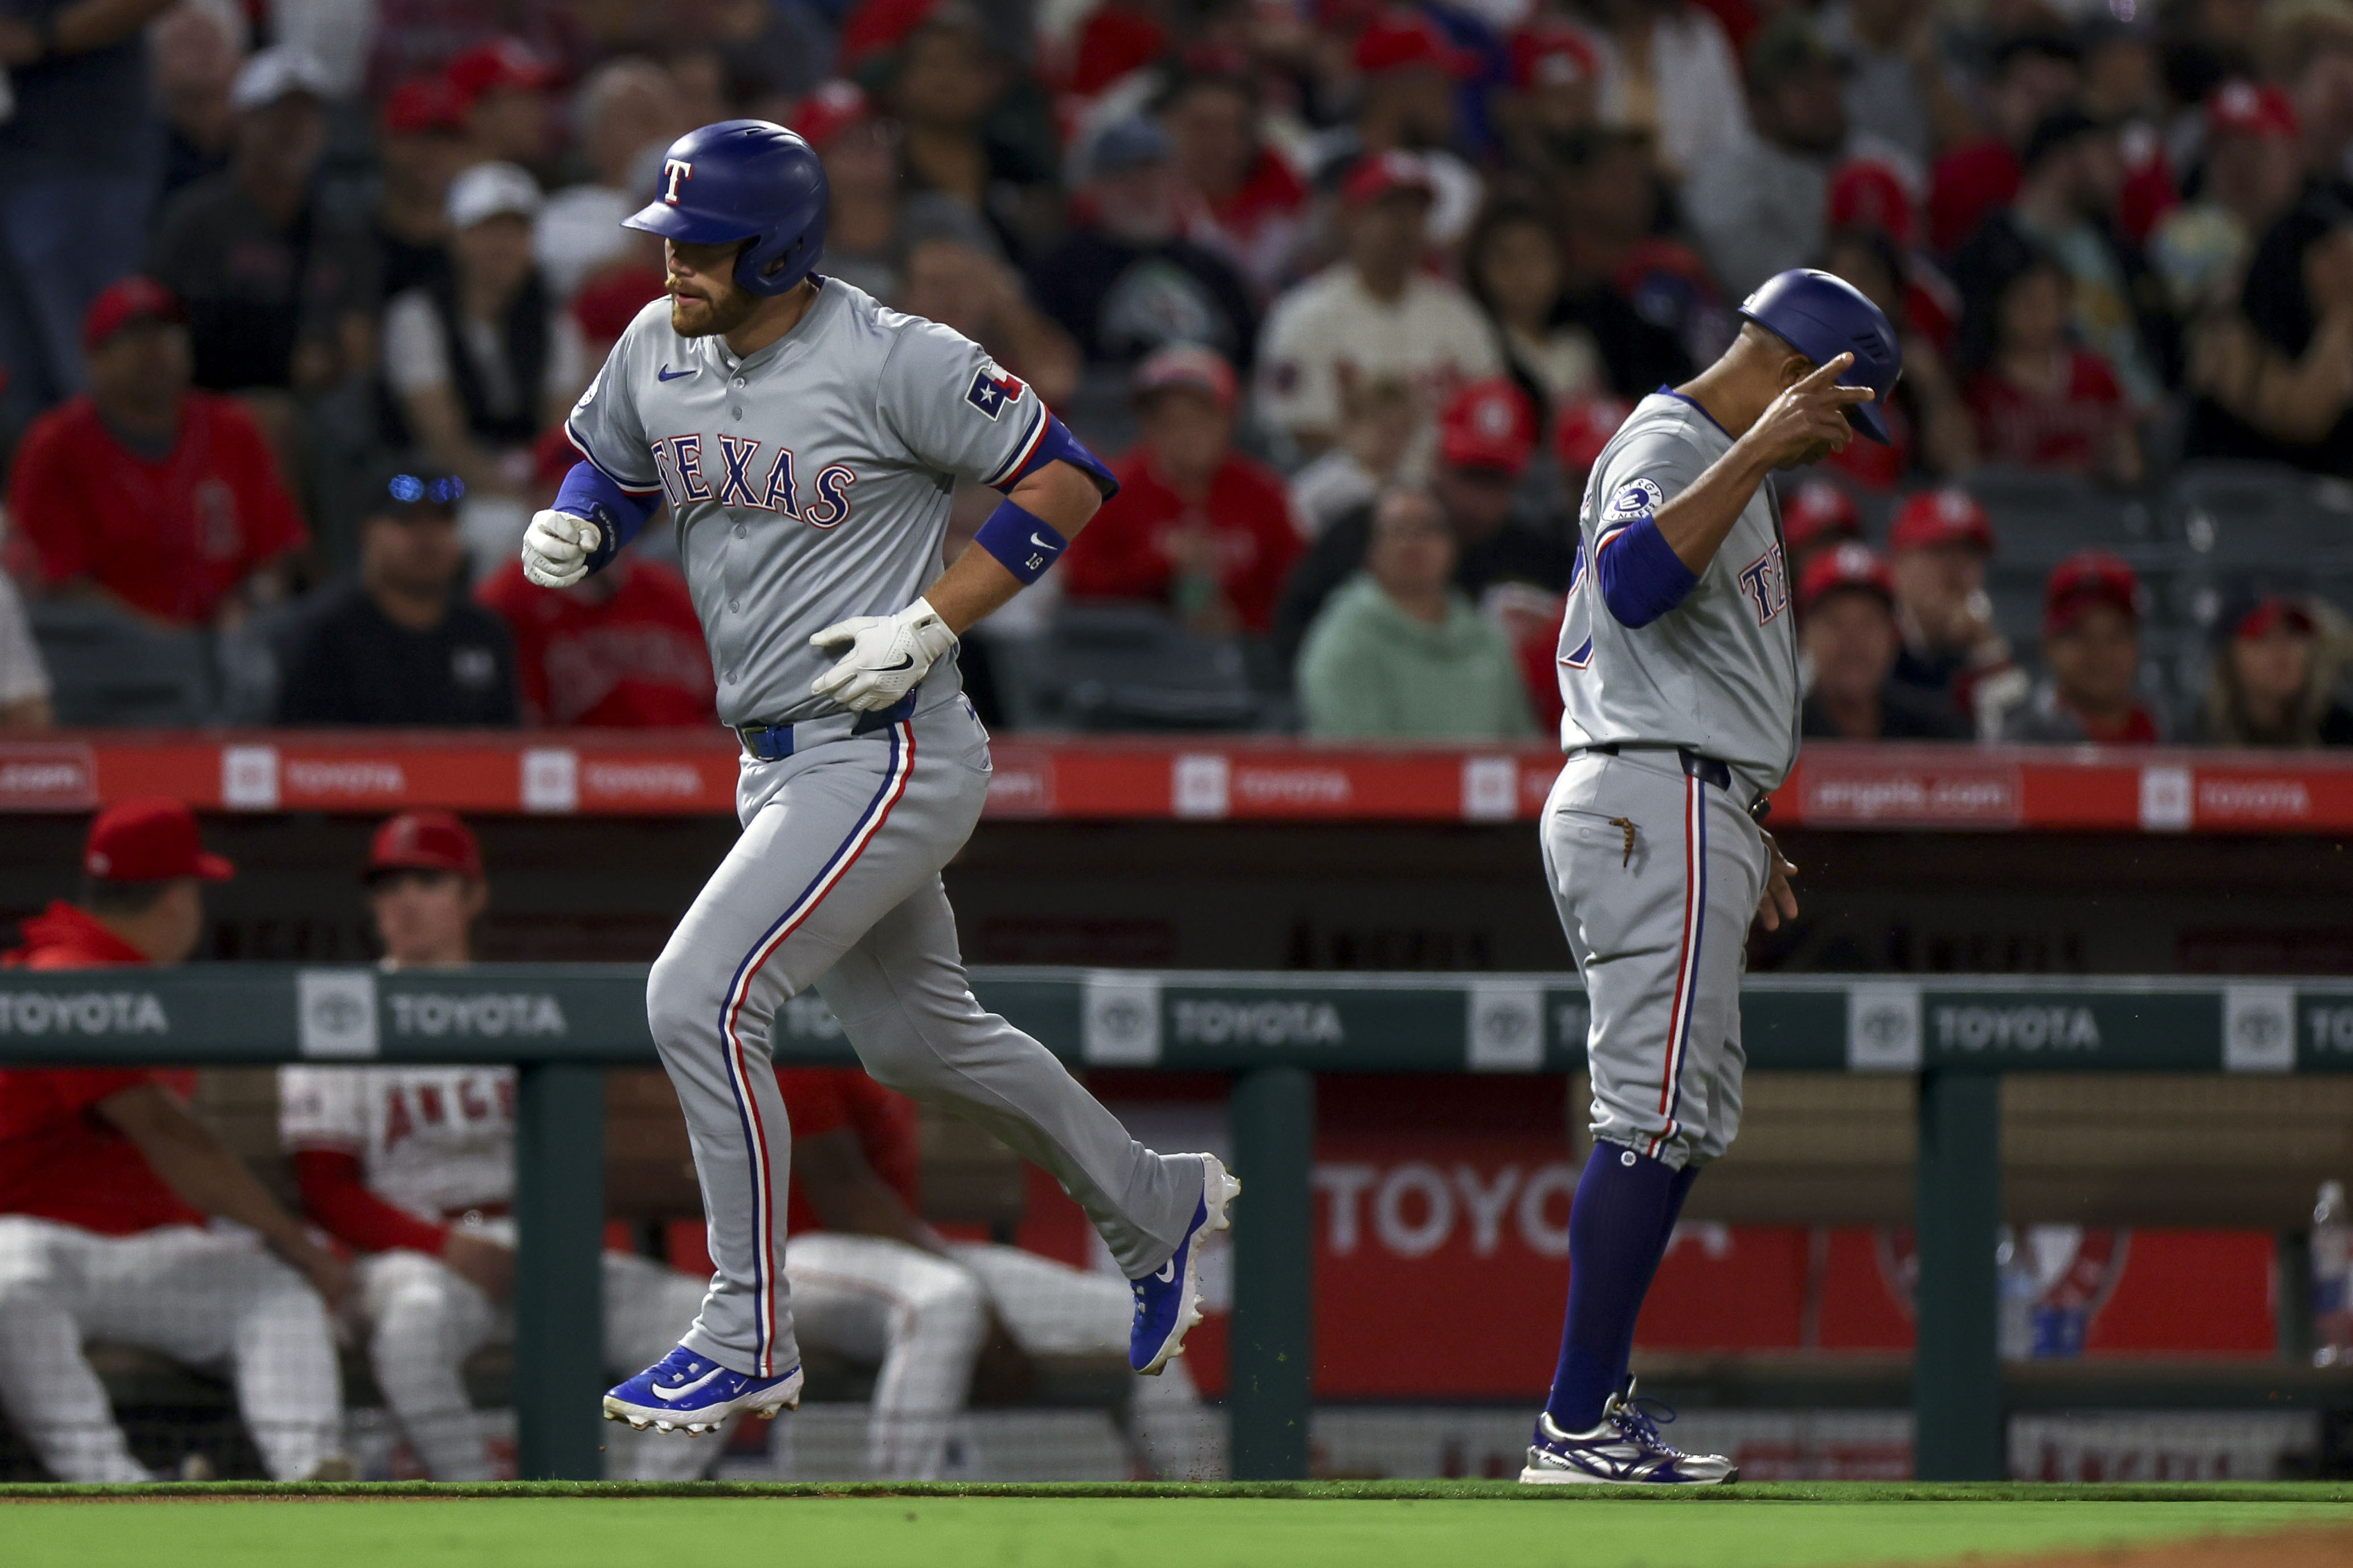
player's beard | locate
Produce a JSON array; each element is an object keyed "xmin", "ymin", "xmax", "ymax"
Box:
[{"xmin": 669, "ymin": 282, "xmax": 761, "ymax": 339}]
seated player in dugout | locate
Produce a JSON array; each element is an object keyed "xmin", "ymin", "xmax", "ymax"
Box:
[
  {"xmin": 0, "ymin": 800, "xmax": 352, "ymax": 1483},
  {"xmin": 774, "ymin": 1067, "xmax": 1215, "ymax": 1480},
  {"xmin": 277, "ymin": 812, "xmax": 715, "ymax": 1480}
]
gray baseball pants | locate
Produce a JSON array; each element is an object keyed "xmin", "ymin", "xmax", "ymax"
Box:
[
  {"xmin": 647, "ymin": 697, "xmax": 1202, "ymax": 1379},
  {"xmin": 1541, "ymin": 748, "xmax": 1767, "ymax": 1172}
]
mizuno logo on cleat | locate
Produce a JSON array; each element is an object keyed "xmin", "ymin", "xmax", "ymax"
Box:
[{"xmin": 649, "ymin": 1365, "xmax": 729, "ymax": 1401}]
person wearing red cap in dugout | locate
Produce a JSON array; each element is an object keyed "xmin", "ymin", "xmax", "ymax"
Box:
[
  {"xmin": 1997, "ymin": 550, "xmax": 2164, "ymax": 744},
  {"xmin": 5, "ymin": 277, "xmax": 307, "ymax": 631},
  {"xmin": 0, "ymin": 800, "xmax": 351, "ymax": 1483},
  {"xmin": 277, "ymin": 813, "xmax": 716, "ymax": 1480},
  {"xmin": 1883, "ymin": 487, "xmax": 2025, "ymax": 733},
  {"xmin": 1797, "ymin": 542, "xmax": 1970, "ymax": 740},
  {"xmin": 1255, "ymin": 149, "xmax": 1502, "ymax": 453},
  {"xmin": 1060, "ymin": 345, "xmax": 1302, "ymax": 636},
  {"xmin": 1273, "ymin": 376, "xmax": 1570, "ymax": 671}
]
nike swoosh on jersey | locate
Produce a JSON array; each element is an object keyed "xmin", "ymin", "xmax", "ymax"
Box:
[
  {"xmin": 657, "ymin": 365, "xmax": 696, "ymax": 382},
  {"xmin": 648, "ymin": 1365, "xmax": 728, "ymax": 1401}
]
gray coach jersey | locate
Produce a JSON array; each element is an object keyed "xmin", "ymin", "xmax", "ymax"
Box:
[
  {"xmin": 565, "ymin": 279, "xmax": 1051, "ymax": 727},
  {"xmin": 1554, "ymin": 391, "xmax": 1800, "ymax": 797}
]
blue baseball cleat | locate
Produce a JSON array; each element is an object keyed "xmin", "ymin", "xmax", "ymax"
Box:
[
  {"xmin": 1519, "ymin": 1381, "xmax": 1738, "ymax": 1485},
  {"xmin": 1129, "ymin": 1153, "xmax": 1240, "ymax": 1375},
  {"xmin": 602, "ymin": 1344, "xmax": 803, "ymax": 1436}
]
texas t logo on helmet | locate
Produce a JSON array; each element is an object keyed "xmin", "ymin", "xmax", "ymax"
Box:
[{"xmin": 661, "ymin": 158, "xmax": 693, "ymax": 203}]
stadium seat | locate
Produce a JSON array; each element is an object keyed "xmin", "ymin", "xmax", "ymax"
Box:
[
  {"xmin": 29, "ymin": 600, "xmax": 216, "ymax": 727},
  {"xmin": 1959, "ymin": 466, "xmax": 2160, "ymax": 566},
  {"xmin": 996, "ymin": 603, "xmax": 1269, "ymax": 731},
  {"xmin": 2165, "ymin": 461, "xmax": 2353, "ymax": 567}
]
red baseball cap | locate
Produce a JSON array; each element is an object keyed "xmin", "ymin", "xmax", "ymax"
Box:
[
  {"xmin": 1798, "ymin": 541, "xmax": 1896, "ymax": 616},
  {"xmin": 1783, "ymin": 480, "xmax": 1864, "ymax": 556},
  {"xmin": 84, "ymin": 799, "xmax": 234, "ymax": 883},
  {"xmin": 82, "ymin": 276, "xmax": 184, "ymax": 354},
  {"xmin": 2045, "ymin": 550, "xmax": 2141, "ymax": 633},
  {"xmin": 2208, "ymin": 79, "xmax": 2299, "ymax": 142},
  {"xmin": 446, "ymin": 37, "xmax": 555, "ymax": 105},
  {"xmin": 1510, "ymin": 22, "xmax": 1598, "ymax": 90},
  {"xmin": 1889, "ymin": 488, "xmax": 1996, "ymax": 556},
  {"xmin": 791, "ymin": 79, "xmax": 873, "ymax": 149},
  {"xmin": 1553, "ymin": 393, "xmax": 1631, "ymax": 474},
  {"xmin": 1131, "ymin": 343, "xmax": 1238, "ymax": 410},
  {"xmin": 383, "ymin": 74, "xmax": 468, "ymax": 135},
  {"xmin": 1825, "ymin": 158, "xmax": 1916, "ymax": 248},
  {"xmin": 367, "ymin": 810, "xmax": 484, "ymax": 881},
  {"xmin": 1354, "ymin": 13, "xmax": 1475, "ymax": 77},
  {"xmin": 1440, "ymin": 378, "xmax": 1536, "ymax": 476},
  {"xmin": 2231, "ymin": 595, "xmax": 2318, "ymax": 640},
  {"xmin": 1341, "ymin": 149, "xmax": 1438, "ymax": 208}
]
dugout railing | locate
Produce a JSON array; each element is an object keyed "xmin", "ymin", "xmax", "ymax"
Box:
[{"xmin": 3, "ymin": 964, "xmax": 2350, "ymax": 1481}]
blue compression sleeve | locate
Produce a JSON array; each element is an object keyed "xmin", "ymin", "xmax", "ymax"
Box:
[
  {"xmin": 1595, "ymin": 516, "xmax": 1700, "ymax": 628},
  {"xmin": 974, "ymin": 497, "xmax": 1068, "ymax": 584},
  {"xmin": 1001, "ymin": 411, "xmax": 1120, "ymax": 499},
  {"xmin": 553, "ymin": 460, "xmax": 656, "ymax": 575}
]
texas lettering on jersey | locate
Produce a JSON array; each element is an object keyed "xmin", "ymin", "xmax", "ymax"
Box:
[{"xmin": 647, "ymin": 434, "xmax": 857, "ymax": 526}]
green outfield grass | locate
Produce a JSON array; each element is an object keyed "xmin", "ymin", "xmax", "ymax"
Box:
[{"xmin": 1, "ymin": 1484, "xmax": 2347, "ymax": 1568}]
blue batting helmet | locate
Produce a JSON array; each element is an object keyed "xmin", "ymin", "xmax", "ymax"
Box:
[
  {"xmin": 624, "ymin": 119, "xmax": 828, "ymax": 298},
  {"xmin": 1736, "ymin": 269, "xmax": 1902, "ymax": 444}
]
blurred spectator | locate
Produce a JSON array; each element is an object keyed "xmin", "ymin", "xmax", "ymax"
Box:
[
  {"xmin": 2182, "ymin": 198, "xmax": 2353, "ymax": 478},
  {"xmin": 1297, "ymin": 487, "xmax": 1539, "ymax": 740},
  {"xmin": 1551, "ymin": 390, "xmax": 1632, "ymax": 504},
  {"xmin": 1954, "ymin": 109, "xmax": 2165, "ymax": 409},
  {"xmin": 1495, "ymin": 21, "xmax": 1602, "ymax": 177},
  {"xmin": 1343, "ymin": 11, "xmax": 1484, "ymax": 244},
  {"xmin": 1159, "ymin": 62, "xmax": 1311, "ymax": 301},
  {"xmin": 383, "ymin": 163, "xmax": 586, "ymax": 507},
  {"xmin": 791, "ymin": 81, "xmax": 901, "ymax": 300},
  {"xmin": 1576, "ymin": 0, "xmax": 1750, "ymax": 181},
  {"xmin": 1275, "ymin": 376, "xmax": 1567, "ymax": 668},
  {"xmin": 447, "ymin": 37, "xmax": 558, "ymax": 175},
  {"xmin": 1817, "ymin": 0, "xmax": 1973, "ymax": 171},
  {"xmin": 0, "ymin": 0, "xmax": 173, "ymax": 445},
  {"xmin": 1798, "ymin": 543, "xmax": 1970, "ymax": 741},
  {"xmin": 1550, "ymin": 126, "xmax": 1708, "ymax": 390},
  {"xmin": 1927, "ymin": 31, "xmax": 2080, "ymax": 256},
  {"xmin": 1465, "ymin": 200, "xmax": 1604, "ymax": 431},
  {"xmin": 1999, "ymin": 549, "xmax": 2164, "ymax": 744},
  {"xmin": 2151, "ymin": 82, "xmax": 2309, "ymax": 317},
  {"xmin": 1256, "ymin": 152, "xmax": 1501, "ymax": 453},
  {"xmin": 7, "ymin": 278, "xmax": 305, "ymax": 631},
  {"xmin": 148, "ymin": 47, "xmax": 377, "ymax": 404},
  {"xmin": 151, "ymin": 0, "xmax": 246, "ymax": 210},
  {"xmin": 478, "ymin": 554, "xmax": 713, "ymax": 727},
  {"xmin": 373, "ymin": 77, "xmax": 475, "ymax": 302},
  {"xmin": 2268, "ymin": 0, "xmax": 2353, "ymax": 202},
  {"xmin": 1816, "ymin": 226, "xmax": 1975, "ymax": 485},
  {"xmin": 896, "ymin": 214, "xmax": 1081, "ymax": 411},
  {"xmin": 1682, "ymin": 16, "xmax": 1861, "ymax": 300},
  {"xmin": 2196, "ymin": 593, "xmax": 2353, "ymax": 747},
  {"xmin": 1288, "ymin": 374, "xmax": 1421, "ymax": 541},
  {"xmin": 1061, "ymin": 346, "xmax": 1301, "ymax": 636},
  {"xmin": 535, "ymin": 59, "xmax": 683, "ymax": 300},
  {"xmin": 886, "ymin": 7, "xmax": 1060, "ymax": 260},
  {"xmin": 1882, "ymin": 487, "xmax": 2023, "ymax": 734},
  {"xmin": 1027, "ymin": 117, "xmax": 1259, "ymax": 371},
  {"xmin": 1779, "ymin": 478, "xmax": 1862, "ymax": 572},
  {"xmin": 0, "ymin": 572, "xmax": 52, "ymax": 727},
  {"xmin": 275, "ymin": 464, "xmax": 520, "ymax": 726},
  {"xmin": 1960, "ymin": 246, "xmax": 2143, "ymax": 484},
  {"xmin": 366, "ymin": 0, "xmax": 588, "ymax": 102}
]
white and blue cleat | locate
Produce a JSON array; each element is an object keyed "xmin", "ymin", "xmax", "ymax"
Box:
[
  {"xmin": 602, "ymin": 1344, "xmax": 803, "ymax": 1436},
  {"xmin": 1129, "ymin": 1153, "xmax": 1240, "ymax": 1375},
  {"xmin": 1519, "ymin": 1381, "xmax": 1738, "ymax": 1485}
]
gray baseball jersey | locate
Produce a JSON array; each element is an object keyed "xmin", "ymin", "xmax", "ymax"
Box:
[
  {"xmin": 1554, "ymin": 390, "xmax": 1800, "ymax": 798},
  {"xmin": 563, "ymin": 279, "xmax": 1050, "ymax": 727}
]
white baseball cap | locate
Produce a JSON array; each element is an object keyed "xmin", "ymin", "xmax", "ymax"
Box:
[
  {"xmin": 230, "ymin": 46, "xmax": 335, "ymax": 112},
  {"xmin": 446, "ymin": 162, "xmax": 544, "ymax": 228}
]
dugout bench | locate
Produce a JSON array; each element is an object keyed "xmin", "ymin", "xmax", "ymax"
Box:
[{"xmin": 1, "ymin": 966, "xmax": 2350, "ymax": 1482}]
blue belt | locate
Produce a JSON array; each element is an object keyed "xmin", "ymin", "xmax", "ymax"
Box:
[{"xmin": 736, "ymin": 690, "xmax": 918, "ymax": 762}]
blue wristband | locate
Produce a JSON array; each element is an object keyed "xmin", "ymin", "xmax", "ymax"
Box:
[
  {"xmin": 553, "ymin": 460, "xmax": 656, "ymax": 576},
  {"xmin": 975, "ymin": 498, "xmax": 1068, "ymax": 584}
]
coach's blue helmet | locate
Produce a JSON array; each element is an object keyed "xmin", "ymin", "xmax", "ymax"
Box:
[
  {"xmin": 624, "ymin": 119, "xmax": 828, "ymax": 298},
  {"xmin": 1737, "ymin": 269, "xmax": 1902, "ymax": 444}
]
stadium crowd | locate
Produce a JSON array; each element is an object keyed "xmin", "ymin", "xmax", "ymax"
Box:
[{"xmin": 0, "ymin": 0, "xmax": 2349, "ymax": 747}]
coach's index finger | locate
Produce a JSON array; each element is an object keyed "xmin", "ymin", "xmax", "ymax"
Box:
[{"xmin": 1793, "ymin": 351, "xmax": 1855, "ymax": 391}]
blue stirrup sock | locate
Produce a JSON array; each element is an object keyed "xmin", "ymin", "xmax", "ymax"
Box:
[{"xmin": 1541, "ymin": 1143, "xmax": 1697, "ymax": 1431}]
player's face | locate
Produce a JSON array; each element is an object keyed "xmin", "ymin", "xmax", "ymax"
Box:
[
  {"xmin": 370, "ymin": 870, "xmax": 485, "ymax": 967},
  {"xmin": 664, "ymin": 238, "xmax": 764, "ymax": 338}
]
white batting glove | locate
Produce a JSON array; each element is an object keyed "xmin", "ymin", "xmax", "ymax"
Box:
[
  {"xmin": 521, "ymin": 509, "xmax": 601, "ymax": 589},
  {"xmin": 810, "ymin": 597, "xmax": 956, "ymax": 712}
]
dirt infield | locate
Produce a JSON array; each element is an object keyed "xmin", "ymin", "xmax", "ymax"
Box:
[{"xmin": 1994, "ymin": 1524, "xmax": 2353, "ymax": 1568}]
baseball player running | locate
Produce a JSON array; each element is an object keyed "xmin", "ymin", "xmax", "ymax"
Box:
[
  {"xmin": 519, "ymin": 121, "xmax": 1236, "ymax": 1436},
  {"xmin": 279, "ymin": 812, "xmax": 714, "ymax": 1480},
  {"xmin": 1522, "ymin": 271, "xmax": 1900, "ymax": 1485}
]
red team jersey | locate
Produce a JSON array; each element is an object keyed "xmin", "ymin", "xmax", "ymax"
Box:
[
  {"xmin": 0, "ymin": 904, "xmax": 203, "ymax": 1235},
  {"xmin": 773, "ymin": 1068, "xmax": 921, "ymax": 1237},
  {"xmin": 477, "ymin": 558, "xmax": 718, "ymax": 727},
  {"xmin": 6, "ymin": 392, "xmax": 308, "ymax": 625},
  {"xmin": 1061, "ymin": 449, "xmax": 1304, "ymax": 633}
]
